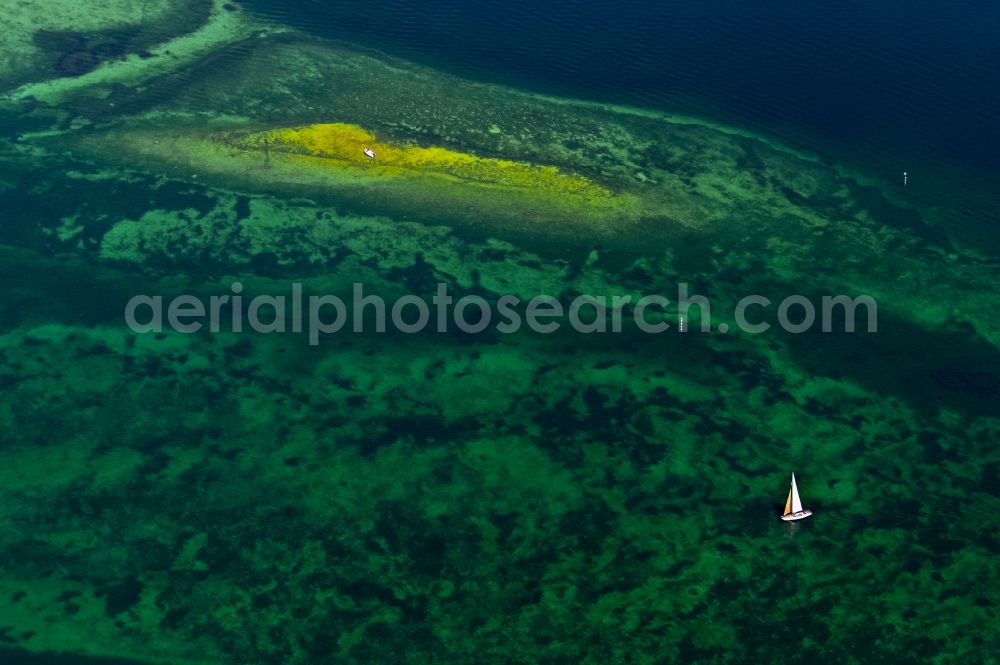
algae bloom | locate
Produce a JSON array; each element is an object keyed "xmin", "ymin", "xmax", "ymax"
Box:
[
  {"xmin": 237, "ymin": 123, "xmax": 612, "ymax": 197},
  {"xmin": 210, "ymin": 122, "xmax": 641, "ymax": 226}
]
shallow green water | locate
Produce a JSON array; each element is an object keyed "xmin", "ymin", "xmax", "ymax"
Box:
[{"xmin": 0, "ymin": 2, "xmax": 998, "ymax": 664}]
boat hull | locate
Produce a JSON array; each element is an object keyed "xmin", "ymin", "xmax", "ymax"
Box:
[{"xmin": 780, "ymin": 509, "xmax": 812, "ymax": 522}]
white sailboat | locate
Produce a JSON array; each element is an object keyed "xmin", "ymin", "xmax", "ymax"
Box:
[{"xmin": 780, "ymin": 473, "xmax": 812, "ymax": 521}]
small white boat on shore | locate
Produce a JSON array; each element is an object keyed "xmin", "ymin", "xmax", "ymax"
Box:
[
  {"xmin": 780, "ymin": 473, "xmax": 812, "ymax": 521},
  {"xmin": 363, "ymin": 147, "xmax": 376, "ymax": 159}
]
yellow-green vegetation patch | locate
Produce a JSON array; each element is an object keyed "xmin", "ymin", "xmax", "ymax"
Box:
[
  {"xmin": 234, "ymin": 123, "xmax": 615, "ymax": 200},
  {"xmin": 91, "ymin": 121, "xmax": 644, "ymax": 235}
]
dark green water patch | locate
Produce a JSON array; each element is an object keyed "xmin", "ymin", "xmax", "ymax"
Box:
[
  {"xmin": 0, "ymin": 155, "xmax": 216, "ymax": 254},
  {"xmin": 0, "ymin": 247, "xmax": 161, "ymax": 330},
  {"xmin": 783, "ymin": 312, "xmax": 1000, "ymax": 418},
  {"xmin": 0, "ymin": 649, "xmax": 150, "ymax": 665}
]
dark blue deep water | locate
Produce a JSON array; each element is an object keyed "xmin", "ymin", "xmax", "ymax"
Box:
[{"xmin": 246, "ymin": 0, "xmax": 1000, "ymax": 206}]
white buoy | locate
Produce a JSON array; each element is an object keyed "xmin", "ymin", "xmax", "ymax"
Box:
[{"xmin": 903, "ymin": 171, "xmax": 908, "ymax": 187}]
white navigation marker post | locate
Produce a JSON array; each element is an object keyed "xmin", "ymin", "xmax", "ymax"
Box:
[{"xmin": 903, "ymin": 171, "xmax": 908, "ymax": 187}]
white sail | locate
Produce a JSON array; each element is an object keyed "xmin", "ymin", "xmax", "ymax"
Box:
[{"xmin": 790, "ymin": 473, "xmax": 803, "ymax": 514}]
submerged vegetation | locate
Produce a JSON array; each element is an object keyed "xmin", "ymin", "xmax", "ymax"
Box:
[
  {"xmin": 85, "ymin": 121, "xmax": 645, "ymax": 232},
  {"xmin": 0, "ymin": 2, "xmax": 998, "ymax": 665},
  {"xmin": 231, "ymin": 122, "xmax": 618, "ymax": 201}
]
